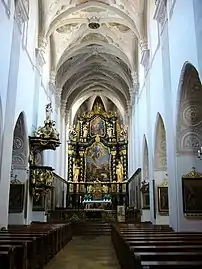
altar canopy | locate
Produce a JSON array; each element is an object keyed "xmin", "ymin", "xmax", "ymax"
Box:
[{"xmin": 67, "ymin": 100, "xmax": 128, "ymax": 183}]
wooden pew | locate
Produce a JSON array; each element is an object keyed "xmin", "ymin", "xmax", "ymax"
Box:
[
  {"xmin": 0, "ymin": 222, "xmax": 72, "ymax": 269},
  {"xmin": 111, "ymin": 223, "xmax": 202, "ymax": 269}
]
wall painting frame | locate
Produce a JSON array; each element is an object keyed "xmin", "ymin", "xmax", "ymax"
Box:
[{"xmin": 182, "ymin": 167, "xmax": 202, "ymax": 218}]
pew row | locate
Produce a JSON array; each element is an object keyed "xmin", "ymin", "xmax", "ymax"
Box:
[
  {"xmin": 0, "ymin": 222, "xmax": 72, "ymax": 269},
  {"xmin": 111, "ymin": 224, "xmax": 202, "ymax": 269}
]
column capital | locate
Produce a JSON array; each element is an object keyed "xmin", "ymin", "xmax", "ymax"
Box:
[
  {"xmin": 154, "ymin": 0, "xmax": 167, "ymax": 26},
  {"xmin": 15, "ymin": 0, "xmax": 29, "ymax": 27},
  {"xmin": 35, "ymin": 48, "xmax": 46, "ymax": 67},
  {"xmin": 38, "ymin": 36, "xmax": 48, "ymax": 54}
]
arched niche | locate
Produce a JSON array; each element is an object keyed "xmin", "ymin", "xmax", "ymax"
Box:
[
  {"xmin": 9, "ymin": 112, "xmax": 29, "ymax": 225},
  {"xmin": 142, "ymin": 135, "xmax": 149, "ymax": 181},
  {"xmin": 11, "ymin": 112, "xmax": 29, "ymax": 173},
  {"xmin": 176, "ymin": 62, "xmax": 202, "ymax": 155},
  {"xmin": 153, "ymin": 113, "xmax": 169, "ymax": 224},
  {"xmin": 154, "ymin": 113, "xmax": 167, "ymax": 171},
  {"xmin": 141, "ymin": 135, "xmax": 150, "ymax": 221},
  {"xmin": 175, "ymin": 62, "xmax": 202, "ymax": 231}
]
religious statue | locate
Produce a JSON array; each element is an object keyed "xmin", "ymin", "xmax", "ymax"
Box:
[
  {"xmin": 107, "ymin": 123, "xmax": 113, "ymax": 138},
  {"xmin": 83, "ymin": 124, "xmax": 88, "ymax": 138},
  {"xmin": 116, "ymin": 160, "xmax": 124, "ymax": 183},
  {"xmin": 45, "ymin": 103, "xmax": 53, "ymax": 122},
  {"xmin": 120, "ymin": 124, "xmax": 128, "ymax": 141},
  {"xmin": 69, "ymin": 125, "xmax": 77, "ymax": 141},
  {"xmin": 73, "ymin": 162, "xmax": 80, "ymax": 183}
]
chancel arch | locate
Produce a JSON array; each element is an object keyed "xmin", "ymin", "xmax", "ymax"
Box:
[
  {"xmin": 142, "ymin": 135, "xmax": 149, "ymax": 182},
  {"xmin": 9, "ymin": 112, "xmax": 29, "ymax": 225},
  {"xmin": 153, "ymin": 113, "xmax": 169, "ymax": 225}
]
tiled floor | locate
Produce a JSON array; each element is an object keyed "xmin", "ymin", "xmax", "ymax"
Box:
[{"xmin": 45, "ymin": 235, "xmax": 120, "ymax": 269}]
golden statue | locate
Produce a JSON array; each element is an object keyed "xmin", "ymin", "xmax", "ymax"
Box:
[
  {"xmin": 83, "ymin": 124, "xmax": 88, "ymax": 138},
  {"xmin": 120, "ymin": 124, "xmax": 128, "ymax": 141},
  {"xmin": 73, "ymin": 162, "xmax": 80, "ymax": 182},
  {"xmin": 107, "ymin": 123, "xmax": 113, "ymax": 138},
  {"xmin": 116, "ymin": 160, "xmax": 124, "ymax": 183}
]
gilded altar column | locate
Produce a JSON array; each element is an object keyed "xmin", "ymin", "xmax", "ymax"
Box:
[
  {"xmin": 79, "ymin": 150, "xmax": 85, "ymax": 182},
  {"xmin": 54, "ymin": 88, "xmax": 62, "ymax": 175},
  {"xmin": 120, "ymin": 149, "xmax": 128, "ymax": 181},
  {"xmin": 79, "ymin": 120, "xmax": 83, "ymax": 141},
  {"xmin": 68, "ymin": 148, "xmax": 74, "ymax": 181},
  {"xmin": 60, "ymin": 100, "xmax": 66, "ymax": 178},
  {"xmin": 112, "ymin": 118, "xmax": 116, "ymax": 137},
  {"xmin": 111, "ymin": 149, "xmax": 117, "ymax": 181},
  {"xmin": 64, "ymin": 113, "xmax": 70, "ymax": 180}
]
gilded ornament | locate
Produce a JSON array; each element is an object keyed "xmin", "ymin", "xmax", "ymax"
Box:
[
  {"xmin": 158, "ymin": 178, "xmax": 169, "ymax": 187},
  {"xmin": 111, "ymin": 151, "xmax": 116, "ymax": 156},
  {"xmin": 116, "ymin": 160, "xmax": 123, "ymax": 183},
  {"xmin": 182, "ymin": 167, "xmax": 202, "ymax": 178}
]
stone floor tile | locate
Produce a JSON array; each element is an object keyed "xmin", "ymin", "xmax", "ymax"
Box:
[{"xmin": 45, "ymin": 235, "xmax": 120, "ymax": 269}]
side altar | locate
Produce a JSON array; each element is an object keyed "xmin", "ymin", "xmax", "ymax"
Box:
[{"xmin": 66, "ymin": 102, "xmax": 128, "ymax": 221}]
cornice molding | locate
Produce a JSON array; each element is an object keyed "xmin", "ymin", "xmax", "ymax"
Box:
[
  {"xmin": 1, "ymin": 0, "xmax": 11, "ymax": 17},
  {"xmin": 15, "ymin": 0, "xmax": 29, "ymax": 26},
  {"xmin": 153, "ymin": 0, "xmax": 167, "ymax": 27},
  {"xmin": 35, "ymin": 48, "xmax": 46, "ymax": 67},
  {"xmin": 140, "ymin": 49, "xmax": 150, "ymax": 70}
]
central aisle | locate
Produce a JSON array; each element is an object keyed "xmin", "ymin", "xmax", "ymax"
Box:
[{"xmin": 45, "ymin": 235, "xmax": 120, "ymax": 269}]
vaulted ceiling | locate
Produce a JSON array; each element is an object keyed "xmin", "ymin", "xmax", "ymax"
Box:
[{"xmin": 38, "ymin": 0, "xmax": 147, "ymax": 120}]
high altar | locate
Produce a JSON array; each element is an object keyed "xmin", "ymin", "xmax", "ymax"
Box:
[{"xmin": 66, "ymin": 101, "xmax": 128, "ymax": 221}]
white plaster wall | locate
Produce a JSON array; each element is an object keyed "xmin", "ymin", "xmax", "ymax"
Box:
[
  {"xmin": 193, "ymin": 0, "xmax": 202, "ymax": 78},
  {"xmin": 132, "ymin": 0, "xmax": 201, "ymax": 231},
  {"xmin": 32, "ymin": 212, "xmax": 47, "ymax": 222},
  {"xmin": 0, "ymin": 1, "xmax": 58, "ymax": 226},
  {"xmin": 168, "ymin": 0, "xmax": 199, "ymax": 124},
  {"xmin": 0, "ymin": 1, "xmax": 15, "ymax": 123},
  {"xmin": 141, "ymin": 210, "xmax": 150, "ymax": 223}
]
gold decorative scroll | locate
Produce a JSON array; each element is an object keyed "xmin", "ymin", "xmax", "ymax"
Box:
[{"xmin": 182, "ymin": 167, "xmax": 202, "ymax": 178}]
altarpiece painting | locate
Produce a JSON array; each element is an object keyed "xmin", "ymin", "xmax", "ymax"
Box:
[{"xmin": 86, "ymin": 140, "xmax": 111, "ymax": 182}]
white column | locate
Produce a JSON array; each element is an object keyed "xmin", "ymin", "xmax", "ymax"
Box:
[
  {"xmin": 59, "ymin": 100, "xmax": 66, "ymax": 178},
  {"xmin": 0, "ymin": 19, "xmax": 24, "ymax": 228},
  {"xmin": 54, "ymin": 88, "xmax": 62, "ymax": 174},
  {"xmin": 60, "ymin": 116, "xmax": 66, "ymax": 177}
]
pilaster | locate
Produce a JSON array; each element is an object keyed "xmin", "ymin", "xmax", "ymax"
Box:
[{"xmin": 0, "ymin": 18, "xmax": 23, "ymax": 228}]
